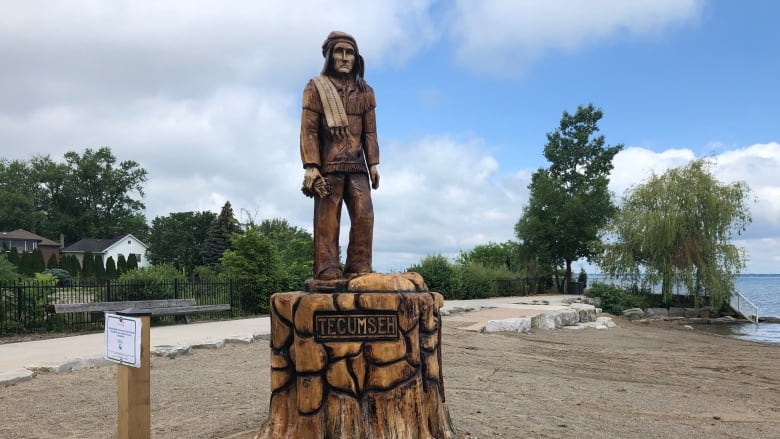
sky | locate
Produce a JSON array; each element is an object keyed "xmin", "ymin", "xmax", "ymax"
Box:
[{"xmin": 1, "ymin": 1, "xmax": 779, "ymax": 273}]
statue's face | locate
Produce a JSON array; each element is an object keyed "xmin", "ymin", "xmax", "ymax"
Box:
[{"xmin": 330, "ymin": 41, "xmax": 355, "ymax": 75}]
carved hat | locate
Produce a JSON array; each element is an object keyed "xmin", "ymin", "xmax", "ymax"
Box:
[
  {"xmin": 321, "ymin": 31, "xmax": 358, "ymax": 57},
  {"xmin": 320, "ymin": 31, "xmax": 366, "ymax": 88}
]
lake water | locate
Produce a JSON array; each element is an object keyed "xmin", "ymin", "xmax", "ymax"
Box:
[
  {"xmin": 699, "ymin": 274, "xmax": 780, "ymax": 344},
  {"xmin": 592, "ymin": 274, "xmax": 780, "ymax": 344}
]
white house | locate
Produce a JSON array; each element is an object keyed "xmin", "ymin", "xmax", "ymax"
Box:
[{"xmin": 61, "ymin": 234, "xmax": 150, "ymax": 268}]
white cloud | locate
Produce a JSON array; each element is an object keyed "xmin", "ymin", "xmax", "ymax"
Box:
[
  {"xmin": 0, "ymin": 0, "xmax": 439, "ymax": 108},
  {"xmin": 372, "ymin": 136, "xmax": 529, "ymax": 271},
  {"xmin": 449, "ymin": 0, "xmax": 704, "ymax": 75},
  {"xmin": 609, "ymin": 146, "xmax": 695, "ymax": 197},
  {"xmin": 713, "ymin": 142, "xmax": 780, "ymax": 227}
]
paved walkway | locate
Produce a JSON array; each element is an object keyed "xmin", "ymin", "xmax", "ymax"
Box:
[{"xmin": 0, "ymin": 295, "xmax": 585, "ymax": 386}]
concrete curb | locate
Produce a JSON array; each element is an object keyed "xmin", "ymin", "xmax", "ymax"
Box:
[
  {"xmin": 27, "ymin": 357, "xmax": 112, "ymax": 373},
  {"xmin": 0, "ymin": 369, "xmax": 35, "ymax": 387},
  {"xmin": 0, "ymin": 332, "xmax": 267, "ymax": 386}
]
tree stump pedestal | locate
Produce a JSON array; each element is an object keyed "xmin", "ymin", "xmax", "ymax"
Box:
[{"xmin": 254, "ymin": 273, "xmax": 455, "ymax": 439}]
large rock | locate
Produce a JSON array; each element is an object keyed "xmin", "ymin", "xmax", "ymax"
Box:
[
  {"xmin": 645, "ymin": 308, "xmax": 669, "ymax": 318},
  {"xmin": 485, "ymin": 318, "xmax": 532, "ymax": 333},
  {"xmin": 560, "ymin": 309, "xmax": 580, "ymax": 326},
  {"xmin": 533, "ymin": 311, "xmax": 562, "ymax": 330}
]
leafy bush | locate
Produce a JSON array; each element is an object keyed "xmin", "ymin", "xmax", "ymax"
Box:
[
  {"xmin": 407, "ymin": 254, "xmax": 456, "ymax": 296},
  {"xmin": 32, "ymin": 272, "xmax": 57, "ymax": 286},
  {"xmin": 586, "ymin": 282, "xmax": 654, "ymax": 314},
  {"xmin": 0, "ymin": 256, "xmax": 20, "ymax": 282},
  {"xmin": 453, "ymin": 263, "xmax": 516, "ymax": 299},
  {"xmin": 42, "ymin": 269, "xmax": 74, "ymax": 287},
  {"xmin": 114, "ymin": 264, "xmax": 186, "ymax": 300},
  {"xmin": 192, "ymin": 265, "xmax": 221, "ymax": 281}
]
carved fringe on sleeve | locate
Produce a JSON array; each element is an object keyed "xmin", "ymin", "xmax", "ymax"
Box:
[{"xmin": 346, "ymin": 87, "xmax": 376, "ymax": 115}]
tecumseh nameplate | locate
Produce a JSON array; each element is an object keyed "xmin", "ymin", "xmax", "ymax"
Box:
[{"xmin": 314, "ymin": 310, "xmax": 399, "ymax": 342}]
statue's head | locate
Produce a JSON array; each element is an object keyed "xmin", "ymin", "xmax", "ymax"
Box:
[{"xmin": 321, "ymin": 31, "xmax": 365, "ymax": 87}]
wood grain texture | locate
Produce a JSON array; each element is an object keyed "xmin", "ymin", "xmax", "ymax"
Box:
[{"xmin": 255, "ymin": 273, "xmax": 455, "ymax": 439}]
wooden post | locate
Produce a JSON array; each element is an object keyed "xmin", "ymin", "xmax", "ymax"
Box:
[{"xmin": 116, "ymin": 310, "xmax": 151, "ymax": 439}]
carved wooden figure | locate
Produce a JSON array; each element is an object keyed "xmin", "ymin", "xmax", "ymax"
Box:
[
  {"xmin": 254, "ymin": 273, "xmax": 456, "ymax": 439},
  {"xmin": 300, "ymin": 31, "xmax": 380, "ymax": 281}
]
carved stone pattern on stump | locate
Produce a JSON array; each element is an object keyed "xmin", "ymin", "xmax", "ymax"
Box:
[{"xmin": 256, "ymin": 273, "xmax": 455, "ymax": 439}]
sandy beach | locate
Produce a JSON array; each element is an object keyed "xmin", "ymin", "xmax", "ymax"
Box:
[{"xmin": 2, "ymin": 316, "xmax": 779, "ymax": 438}]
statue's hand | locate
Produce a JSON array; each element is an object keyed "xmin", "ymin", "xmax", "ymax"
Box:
[
  {"xmin": 302, "ymin": 167, "xmax": 331, "ymax": 198},
  {"xmin": 304, "ymin": 167, "xmax": 322, "ymax": 190},
  {"xmin": 369, "ymin": 165, "xmax": 380, "ymax": 190}
]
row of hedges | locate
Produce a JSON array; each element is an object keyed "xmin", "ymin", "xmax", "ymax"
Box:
[{"xmin": 585, "ymin": 282, "xmax": 718, "ymax": 315}]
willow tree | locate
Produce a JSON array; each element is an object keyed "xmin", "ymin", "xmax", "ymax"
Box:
[
  {"xmin": 516, "ymin": 104, "xmax": 623, "ymax": 293},
  {"xmin": 600, "ymin": 159, "xmax": 752, "ymax": 307}
]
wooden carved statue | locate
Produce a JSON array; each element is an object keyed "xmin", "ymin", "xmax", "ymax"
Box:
[
  {"xmin": 254, "ymin": 31, "xmax": 455, "ymax": 439},
  {"xmin": 300, "ymin": 30, "xmax": 380, "ymax": 281}
]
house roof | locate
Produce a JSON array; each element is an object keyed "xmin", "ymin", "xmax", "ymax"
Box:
[
  {"xmin": 0, "ymin": 229, "xmax": 61, "ymax": 247},
  {"xmin": 61, "ymin": 234, "xmax": 148, "ymax": 253}
]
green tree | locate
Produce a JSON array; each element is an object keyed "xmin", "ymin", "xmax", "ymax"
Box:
[
  {"xmin": 126, "ymin": 253, "xmax": 139, "ymax": 271},
  {"xmin": 117, "ymin": 254, "xmax": 128, "ymax": 274},
  {"xmin": 515, "ymin": 104, "xmax": 623, "ymax": 293},
  {"xmin": 61, "ymin": 147, "xmax": 148, "ymax": 240},
  {"xmin": 94, "ymin": 254, "xmax": 106, "ymax": 280},
  {"xmin": 30, "ymin": 248, "xmax": 46, "ymax": 274},
  {"xmin": 220, "ymin": 227, "xmax": 282, "ymax": 313},
  {"xmin": 0, "ymin": 159, "xmax": 46, "ymax": 233},
  {"xmin": 74, "ymin": 254, "xmax": 84, "ymax": 278},
  {"xmin": 256, "ymin": 218, "xmax": 314, "ymax": 290},
  {"xmin": 457, "ymin": 241, "xmax": 522, "ymax": 273},
  {"xmin": 81, "ymin": 251, "xmax": 95, "ymax": 279},
  {"xmin": 0, "ymin": 256, "xmax": 19, "ymax": 282},
  {"xmin": 26, "ymin": 155, "xmax": 73, "ymax": 240},
  {"xmin": 0, "ymin": 147, "xmax": 148, "ymax": 243},
  {"xmin": 64, "ymin": 254, "xmax": 82, "ymax": 278},
  {"xmin": 19, "ymin": 252, "xmax": 33, "ymax": 276},
  {"xmin": 59, "ymin": 254, "xmax": 73, "ymax": 277},
  {"xmin": 203, "ymin": 201, "xmax": 241, "ymax": 266},
  {"xmin": 45, "ymin": 253, "xmax": 59, "ymax": 269},
  {"xmin": 219, "ymin": 227, "xmax": 281, "ymax": 286},
  {"xmin": 105, "ymin": 256, "xmax": 118, "ymax": 279},
  {"xmin": 8, "ymin": 247, "xmax": 20, "ymax": 268},
  {"xmin": 407, "ymin": 254, "xmax": 456, "ymax": 296},
  {"xmin": 599, "ymin": 159, "xmax": 752, "ymax": 307},
  {"xmin": 148, "ymin": 211, "xmax": 217, "ymax": 275}
]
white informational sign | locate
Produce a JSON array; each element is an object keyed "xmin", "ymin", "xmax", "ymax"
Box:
[{"xmin": 104, "ymin": 313, "xmax": 142, "ymax": 368}]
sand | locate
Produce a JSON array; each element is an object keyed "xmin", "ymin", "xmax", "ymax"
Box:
[{"xmin": 2, "ymin": 316, "xmax": 780, "ymax": 438}]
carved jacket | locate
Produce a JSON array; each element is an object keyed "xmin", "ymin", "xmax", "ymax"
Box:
[{"xmin": 300, "ymin": 77, "xmax": 379, "ymax": 174}]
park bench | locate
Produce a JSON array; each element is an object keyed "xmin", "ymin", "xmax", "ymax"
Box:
[{"xmin": 46, "ymin": 298, "xmax": 231, "ymax": 324}]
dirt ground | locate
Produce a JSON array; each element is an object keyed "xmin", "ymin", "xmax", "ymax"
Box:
[{"xmin": 2, "ymin": 316, "xmax": 780, "ymax": 439}]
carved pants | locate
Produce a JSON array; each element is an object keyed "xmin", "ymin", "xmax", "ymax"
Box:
[{"xmin": 313, "ymin": 172, "xmax": 374, "ymax": 278}]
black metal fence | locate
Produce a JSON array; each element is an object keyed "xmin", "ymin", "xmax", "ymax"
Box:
[{"xmin": 0, "ymin": 278, "xmax": 267, "ymax": 336}]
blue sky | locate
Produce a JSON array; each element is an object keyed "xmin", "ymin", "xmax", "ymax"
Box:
[{"xmin": 1, "ymin": 1, "xmax": 778, "ymax": 273}]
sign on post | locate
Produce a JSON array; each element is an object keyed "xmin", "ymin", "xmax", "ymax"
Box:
[{"xmin": 104, "ymin": 313, "xmax": 143, "ymax": 368}]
